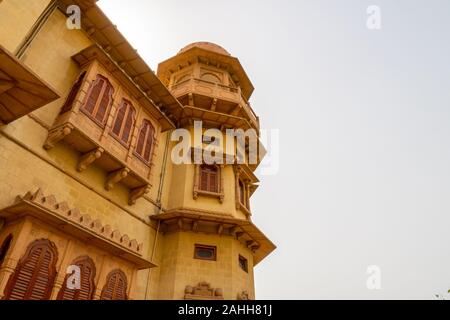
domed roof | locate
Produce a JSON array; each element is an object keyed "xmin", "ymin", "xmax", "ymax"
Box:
[{"xmin": 178, "ymin": 42, "xmax": 231, "ymax": 56}]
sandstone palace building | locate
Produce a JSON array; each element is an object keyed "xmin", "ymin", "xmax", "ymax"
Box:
[{"xmin": 0, "ymin": 0, "xmax": 275, "ymax": 300}]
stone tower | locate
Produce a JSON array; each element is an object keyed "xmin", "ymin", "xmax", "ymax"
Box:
[
  {"xmin": 153, "ymin": 42, "xmax": 275, "ymax": 300},
  {"xmin": 0, "ymin": 0, "xmax": 274, "ymax": 301}
]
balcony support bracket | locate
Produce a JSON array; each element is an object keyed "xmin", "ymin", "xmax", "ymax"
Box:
[
  {"xmin": 105, "ymin": 167, "xmax": 130, "ymax": 191},
  {"xmin": 129, "ymin": 184, "xmax": 150, "ymax": 205},
  {"xmin": 43, "ymin": 124, "xmax": 74, "ymax": 150},
  {"xmin": 77, "ymin": 147, "xmax": 104, "ymax": 172}
]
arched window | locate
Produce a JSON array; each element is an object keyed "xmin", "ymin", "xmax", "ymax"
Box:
[
  {"xmin": 135, "ymin": 120, "xmax": 155, "ymax": 163},
  {"xmin": 82, "ymin": 74, "xmax": 114, "ymax": 126},
  {"xmin": 60, "ymin": 71, "xmax": 86, "ymax": 115},
  {"xmin": 3, "ymin": 239, "xmax": 58, "ymax": 300},
  {"xmin": 111, "ymin": 99, "xmax": 135, "ymax": 145},
  {"xmin": 57, "ymin": 256, "xmax": 96, "ymax": 300},
  {"xmin": 200, "ymin": 165, "xmax": 219, "ymax": 193},
  {"xmin": 0, "ymin": 234, "xmax": 13, "ymax": 266},
  {"xmin": 100, "ymin": 269, "xmax": 128, "ymax": 300},
  {"xmin": 201, "ymin": 72, "xmax": 221, "ymax": 84}
]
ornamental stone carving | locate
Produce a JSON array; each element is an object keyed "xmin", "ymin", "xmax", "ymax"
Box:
[{"xmin": 184, "ymin": 282, "xmax": 224, "ymax": 300}]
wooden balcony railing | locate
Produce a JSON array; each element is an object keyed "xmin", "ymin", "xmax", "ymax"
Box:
[{"xmin": 170, "ymin": 77, "xmax": 260, "ymax": 130}]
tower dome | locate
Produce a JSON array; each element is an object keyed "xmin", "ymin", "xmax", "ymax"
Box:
[{"xmin": 178, "ymin": 42, "xmax": 231, "ymax": 56}]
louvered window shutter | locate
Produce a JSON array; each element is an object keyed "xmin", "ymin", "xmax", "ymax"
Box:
[
  {"xmin": 82, "ymin": 75, "xmax": 114, "ymax": 125},
  {"xmin": 83, "ymin": 77, "xmax": 103, "ymax": 115},
  {"xmin": 209, "ymin": 170, "xmax": 217, "ymax": 193},
  {"xmin": 112, "ymin": 102, "xmax": 126, "ymax": 136},
  {"xmin": 3, "ymin": 239, "xmax": 58, "ymax": 300},
  {"xmin": 100, "ymin": 270, "xmax": 128, "ymax": 300},
  {"xmin": 136, "ymin": 123, "xmax": 146, "ymax": 156},
  {"xmin": 143, "ymin": 124, "xmax": 153, "ymax": 162},
  {"xmin": 199, "ymin": 165, "xmax": 219, "ymax": 192},
  {"xmin": 95, "ymin": 83, "xmax": 113, "ymax": 124},
  {"xmin": 200, "ymin": 167, "xmax": 209, "ymax": 191},
  {"xmin": 135, "ymin": 120, "xmax": 155, "ymax": 162},
  {"xmin": 122, "ymin": 106, "xmax": 135, "ymax": 143},
  {"xmin": 57, "ymin": 257, "xmax": 96, "ymax": 300},
  {"xmin": 60, "ymin": 72, "xmax": 86, "ymax": 115},
  {"xmin": 112, "ymin": 100, "xmax": 135, "ymax": 144}
]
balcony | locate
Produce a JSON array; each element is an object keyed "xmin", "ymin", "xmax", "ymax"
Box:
[
  {"xmin": 43, "ymin": 58, "xmax": 165, "ymax": 205},
  {"xmin": 0, "ymin": 45, "xmax": 59, "ymax": 125},
  {"xmin": 169, "ymin": 77, "xmax": 260, "ymax": 131}
]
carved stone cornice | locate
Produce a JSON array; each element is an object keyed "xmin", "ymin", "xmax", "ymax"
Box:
[
  {"xmin": 0, "ymin": 189, "xmax": 154, "ymax": 269},
  {"xmin": 150, "ymin": 208, "xmax": 276, "ymax": 266}
]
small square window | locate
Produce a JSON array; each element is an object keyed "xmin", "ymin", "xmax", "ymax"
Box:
[
  {"xmin": 239, "ymin": 255, "xmax": 248, "ymax": 273},
  {"xmin": 194, "ymin": 245, "xmax": 216, "ymax": 261}
]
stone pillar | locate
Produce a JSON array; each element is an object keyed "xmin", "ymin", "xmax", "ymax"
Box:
[{"xmin": 0, "ymin": 257, "xmax": 18, "ymax": 299}]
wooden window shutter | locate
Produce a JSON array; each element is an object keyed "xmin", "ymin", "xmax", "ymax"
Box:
[
  {"xmin": 60, "ymin": 71, "xmax": 86, "ymax": 115},
  {"xmin": 83, "ymin": 76, "xmax": 104, "ymax": 115},
  {"xmin": 135, "ymin": 122, "xmax": 147, "ymax": 156},
  {"xmin": 209, "ymin": 169, "xmax": 218, "ymax": 193},
  {"xmin": 100, "ymin": 269, "xmax": 128, "ymax": 300},
  {"xmin": 57, "ymin": 256, "xmax": 96, "ymax": 300},
  {"xmin": 200, "ymin": 166, "xmax": 209, "ymax": 191},
  {"xmin": 112, "ymin": 100, "xmax": 135, "ymax": 144},
  {"xmin": 95, "ymin": 83, "xmax": 113, "ymax": 124},
  {"xmin": 143, "ymin": 123, "xmax": 154, "ymax": 162},
  {"xmin": 135, "ymin": 120, "xmax": 155, "ymax": 162},
  {"xmin": 3, "ymin": 239, "xmax": 58, "ymax": 300},
  {"xmin": 122, "ymin": 106, "xmax": 135, "ymax": 143},
  {"xmin": 82, "ymin": 75, "xmax": 114, "ymax": 125},
  {"xmin": 199, "ymin": 165, "xmax": 219, "ymax": 193},
  {"xmin": 112, "ymin": 102, "xmax": 126, "ymax": 136}
]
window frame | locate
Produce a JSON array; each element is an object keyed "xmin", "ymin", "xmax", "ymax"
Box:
[
  {"xmin": 110, "ymin": 98, "xmax": 136, "ymax": 147},
  {"xmin": 57, "ymin": 256, "xmax": 96, "ymax": 300},
  {"xmin": 199, "ymin": 165, "xmax": 219, "ymax": 193},
  {"xmin": 100, "ymin": 269, "xmax": 128, "ymax": 300},
  {"xmin": 80, "ymin": 74, "xmax": 114, "ymax": 128},
  {"xmin": 238, "ymin": 179, "xmax": 249, "ymax": 209},
  {"xmin": 194, "ymin": 244, "xmax": 217, "ymax": 261},
  {"xmin": 3, "ymin": 239, "xmax": 58, "ymax": 300},
  {"xmin": 238, "ymin": 255, "xmax": 248, "ymax": 273},
  {"xmin": 133, "ymin": 119, "xmax": 156, "ymax": 165},
  {"xmin": 234, "ymin": 167, "xmax": 252, "ymax": 217},
  {"xmin": 193, "ymin": 164, "xmax": 224, "ymax": 203}
]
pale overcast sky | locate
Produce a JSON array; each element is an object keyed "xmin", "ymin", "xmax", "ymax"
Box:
[{"xmin": 98, "ymin": 0, "xmax": 450, "ymax": 299}]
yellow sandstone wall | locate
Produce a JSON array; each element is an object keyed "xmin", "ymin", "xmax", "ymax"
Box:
[
  {"xmin": 155, "ymin": 231, "xmax": 255, "ymax": 300},
  {"xmin": 0, "ymin": 5, "xmax": 162, "ymax": 299},
  {"xmin": 0, "ymin": 0, "xmax": 52, "ymax": 53}
]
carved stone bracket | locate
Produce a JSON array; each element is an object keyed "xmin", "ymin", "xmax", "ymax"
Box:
[
  {"xmin": 210, "ymin": 98, "xmax": 217, "ymax": 111},
  {"xmin": 77, "ymin": 147, "xmax": 104, "ymax": 172},
  {"xmin": 128, "ymin": 185, "xmax": 150, "ymax": 205},
  {"xmin": 43, "ymin": 124, "xmax": 74, "ymax": 150},
  {"xmin": 105, "ymin": 167, "xmax": 130, "ymax": 191},
  {"xmin": 237, "ymin": 290, "xmax": 250, "ymax": 300},
  {"xmin": 184, "ymin": 282, "xmax": 224, "ymax": 300}
]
